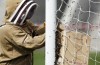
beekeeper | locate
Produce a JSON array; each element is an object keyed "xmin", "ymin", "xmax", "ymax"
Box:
[{"xmin": 0, "ymin": 0, "xmax": 45, "ymax": 65}]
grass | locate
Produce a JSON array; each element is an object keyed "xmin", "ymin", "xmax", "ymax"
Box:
[
  {"xmin": 33, "ymin": 48, "xmax": 100, "ymax": 65},
  {"xmin": 88, "ymin": 52, "xmax": 100, "ymax": 65},
  {"xmin": 33, "ymin": 48, "xmax": 45, "ymax": 65}
]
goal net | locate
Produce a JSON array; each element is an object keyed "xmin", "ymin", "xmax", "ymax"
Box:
[{"xmin": 56, "ymin": 0, "xmax": 100, "ymax": 65}]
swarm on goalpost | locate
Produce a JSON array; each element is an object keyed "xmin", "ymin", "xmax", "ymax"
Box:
[{"xmin": 56, "ymin": 29, "xmax": 91, "ymax": 65}]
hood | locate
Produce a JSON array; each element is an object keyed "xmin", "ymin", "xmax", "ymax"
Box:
[{"xmin": 4, "ymin": 0, "xmax": 37, "ymax": 25}]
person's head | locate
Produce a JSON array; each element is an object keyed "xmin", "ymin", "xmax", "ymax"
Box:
[{"xmin": 5, "ymin": 0, "xmax": 37, "ymax": 25}]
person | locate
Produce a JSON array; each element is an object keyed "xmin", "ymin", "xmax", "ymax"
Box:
[{"xmin": 0, "ymin": 0, "xmax": 45, "ymax": 65}]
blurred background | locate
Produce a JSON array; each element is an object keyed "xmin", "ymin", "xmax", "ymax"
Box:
[{"xmin": 32, "ymin": 0, "xmax": 45, "ymax": 24}]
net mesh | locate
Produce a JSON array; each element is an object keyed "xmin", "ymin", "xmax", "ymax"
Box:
[{"xmin": 56, "ymin": 0, "xmax": 100, "ymax": 65}]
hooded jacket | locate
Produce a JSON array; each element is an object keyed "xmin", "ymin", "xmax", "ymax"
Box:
[{"xmin": 0, "ymin": 0, "xmax": 45, "ymax": 65}]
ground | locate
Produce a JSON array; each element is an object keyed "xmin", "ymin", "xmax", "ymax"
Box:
[
  {"xmin": 34, "ymin": 50, "xmax": 100, "ymax": 65},
  {"xmin": 88, "ymin": 52, "xmax": 100, "ymax": 65},
  {"xmin": 34, "ymin": 48, "xmax": 45, "ymax": 65}
]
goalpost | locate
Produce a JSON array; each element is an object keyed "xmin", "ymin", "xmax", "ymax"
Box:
[{"xmin": 45, "ymin": 0, "xmax": 57, "ymax": 65}]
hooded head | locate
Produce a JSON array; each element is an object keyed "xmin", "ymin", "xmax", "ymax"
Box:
[{"xmin": 5, "ymin": 0, "xmax": 37, "ymax": 25}]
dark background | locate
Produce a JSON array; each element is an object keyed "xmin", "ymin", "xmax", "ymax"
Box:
[{"xmin": 31, "ymin": 0, "xmax": 45, "ymax": 24}]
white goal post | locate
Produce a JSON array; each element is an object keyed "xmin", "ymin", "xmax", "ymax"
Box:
[{"xmin": 45, "ymin": 0, "xmax": 57, "ymax": 65}]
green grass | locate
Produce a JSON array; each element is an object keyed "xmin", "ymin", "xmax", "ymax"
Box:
[
  {"xmin": 33, "ymin": 48, "xmax": 45, "ymax": 65},
  {"xmin": 33, "ymin": 49, "xmax": 100, "ymax": 65},
  {"xmin": 88, "ymin": 52, "xmax": 100, "ymax": 65}
]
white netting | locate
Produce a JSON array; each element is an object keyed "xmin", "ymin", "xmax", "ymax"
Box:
[{"xmin": 56, "ymin": 0, "xmax": 100, "ymax": 65}]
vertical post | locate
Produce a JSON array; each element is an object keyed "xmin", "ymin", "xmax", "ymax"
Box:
[{"xmin": 45, "ymin": 0, "xmax": 57, "ymax": 65}]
